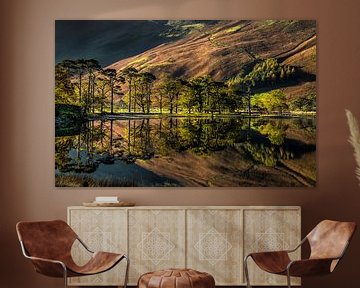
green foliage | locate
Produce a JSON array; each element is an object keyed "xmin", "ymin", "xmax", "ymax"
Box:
[
  {"xmin": 180, "ymin": 75, "xmax": 235, "ymax": 114},
  {"xmin": 56, "ymin": 117, "xmax": 314, "ymax": 184},
  {"xmin": 289, "ymin": 92, "xmax": 316, "ymax": 112},
  {"xmin": 55, "ymin": 63, "xmax": 76, "ymax": 104},
  {"xmin": 241, "ymin": 118, "xmax": 295, "ymax": 165},
  {"xmin": 224, "ymin": 25, "xmax": 243, "ymax": 34},
  {"xmin": 261, "ymin": 20, "xmax": 295, "ymax": 27},
  {"xmin": 227, "ymin": 59, "xmax": 296, "ymax": 96},
  {"xmin": 181, "ymin": 23, "xmax": 205, "ymax": 31},
  {"xmin": 256, "ymin": 122, "xmax": 287, "ymax": 145},
  {"xmin": 225, "ymin": 59, "xmax": 298, "ymax": 115},
  {"xmin": 127, "ymin": 56, "xmax": 149, "ymax": 66},
  {"xmin": 246, "ymin": 58, "xmax": 296, "ymax": 87},
  {"xmin": 55, "ymin": 175, "xmax": 138, "ymax": 187},
  {"xmin": 156, "ymin": 76, "xmax": 183, "ymax": 114},
  {"xmin": 160, "ymin": 21, "xmax": 207, "ymax": 38},
  {"xmin": 251, "ymin": 89, "xmax": 288, "ymax": 114},
  {"xmin": 55, "ymin": 56, "xmax": 313, "ymax": 118},
  {"xmin": 133, "ymin": 72, "xmax": 156, "ymax": 113},
  {"xmin": 241, "ymin": 141, "xmax": 293, "ymax": 167},
  {"xmin": 55, "ymin": 58, "xmax": 102, "ymax": 113}
]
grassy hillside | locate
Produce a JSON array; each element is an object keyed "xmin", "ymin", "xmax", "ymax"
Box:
[
  {"xmin": 56, "ymin": 20, "xmax": 220, "ymax": 66},
  {"xmin": 56, "ymin": 20, "xmax": 316, "ymax": 116},
  {"xmin": 108, "ymin": 20, "xmax": 316, "ymax": 94}
]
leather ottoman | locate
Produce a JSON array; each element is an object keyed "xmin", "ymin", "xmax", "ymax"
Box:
[{"xmin": 138, "ymin": 268, "xmax": 215, "ymax": 288}]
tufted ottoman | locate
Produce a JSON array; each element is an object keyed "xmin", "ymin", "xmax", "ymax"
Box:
[{"xmin": 138, "ymin": 268, "xmax": 215, "ymax": 288}]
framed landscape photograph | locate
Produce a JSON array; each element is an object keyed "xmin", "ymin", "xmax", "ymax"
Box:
[{"xmin": 55, "ymin": 20, "xmax": 316, "ymax": 187}]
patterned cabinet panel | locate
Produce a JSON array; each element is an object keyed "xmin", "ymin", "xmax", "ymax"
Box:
[
  {"xmin": 68, "ymin": 208, "xmax": 127, "ymax": 286},
  {"xmin": 187, "ymin": 209, "xmax": 243, "ymax": 285},
  {"xmin": 67, "ymin": 206, "xmax": 300, "ymax": 286},
  {"xmin": 128, "ymin": 209, "xmax": 186, "ymax": 284},
  {"xmin": 243, "ymin": 208, "xmax": 301, "ymax": 286}
]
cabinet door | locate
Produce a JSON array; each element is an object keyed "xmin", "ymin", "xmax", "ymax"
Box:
[
  {"xmin": 68, "ymin": 208, "xmax": 127, "ymax": 286},
  {"xmin": 187, "ymin": 209, "xmax": 243, "ymax": 285},
  {"xmin": 128, "ymin": 209, "xmax": 186, "ymax": 284},
  {"xmin": 243, "ymin": 209, "xmax": 301, "ymax": 286}
]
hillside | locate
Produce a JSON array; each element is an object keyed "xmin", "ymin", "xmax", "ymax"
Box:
[
  {"xmin": 56, "ymin": 20, "xmax": 220, "ymax": 66},
  {"xmin": 138, "ymin": 145, "xmax": 315, "ymax": 187},
  {"xmin": 107, "ymin": 20, "xmax": 316, "ymax": 96}
]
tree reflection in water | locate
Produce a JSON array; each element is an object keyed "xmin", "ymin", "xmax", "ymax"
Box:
[{"xmin": 55, "ymin": 116, "xmax": 316, "ymax": 186}]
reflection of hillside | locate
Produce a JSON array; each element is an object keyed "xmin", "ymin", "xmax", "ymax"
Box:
[
  {"xmin": 138, "ymin": 146, "xmax": 315, "ymax": 187},
  {"xmin": 55, "ymin": 116, "xmax": 316, "ymax": 187}
]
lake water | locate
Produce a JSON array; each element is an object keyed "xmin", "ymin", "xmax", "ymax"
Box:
[{"xmin": 55, "ymin": 116, "xmax": 316, "ymax": 187}]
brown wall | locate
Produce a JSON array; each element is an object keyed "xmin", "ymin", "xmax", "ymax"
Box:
[{"xmin": 1, "ymin": 0, "xmax": 360, "ymax": 287}]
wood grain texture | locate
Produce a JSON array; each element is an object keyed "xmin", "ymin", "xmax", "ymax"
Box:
[
  {"xmin": 68, "ymin": 208, "xmax": 128, "ymax": 285},
  {"xmin": 187, "ymin": 209, "xmax": 243, "ymax": 285},
  {"xmin": 243, "ymin": 208, "xmax": 301, "ymax": 286},
  {"xmin": 68, "ymin": 206, "xmax": 300, "ymax": 286},
  {"xmin": 128, "ymin": 209, "xmax": 186, "ymax": 284}
]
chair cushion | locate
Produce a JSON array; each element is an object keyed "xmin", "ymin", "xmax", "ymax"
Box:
[
  {"xmin": 138, "ymin": 269, "xmax": 215, "ymax": 288},
  {"xmin": 67, "ymin": 251, "xmax": 124, "ymax": 276},
  {"xmin": 250, "ymin": 251, "xmax": 291, "ymax": 274}
]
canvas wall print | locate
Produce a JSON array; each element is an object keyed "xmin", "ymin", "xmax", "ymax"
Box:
[{"xmin": 55, "ymin": 20, "xmax": 316, "ymax": 187}]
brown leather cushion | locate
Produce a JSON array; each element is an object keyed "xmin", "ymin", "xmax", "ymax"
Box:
[{"xmin": 138, "ymin": 269, "xmax": 215, "ymax": 288}]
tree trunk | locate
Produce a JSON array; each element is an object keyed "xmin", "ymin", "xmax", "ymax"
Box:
[
  {"xmin": 175, "ymin": 93, "xmax": 179, "ymax": 114},
  {"xmin": 100, "ymin": 121, "xmax": 104, "ymax": 149},
  {"xmin": 91, "ymin": 75, "xmax": 95, "ymax": 113},
  {"xmin": 86, "ymin": 74, "xmax": 91, "ymax": 114},
  {"xmin": 133, "ymin": 82, "xmax": 137, "ymax": 112},
  {"xmin": 128, "ymin": 79, "xmax": 132, "ymax": 113},
  {"xmin": 160, "ymin": 95, "xmax": 163, "ymax": 114},
  {"xmin": 79, "ymin": 73, "xmax": 82, "ymax": 103},
  {"xmin": 146, "ymin": 85, "xmax": 150, "ymax": 114},
  {"xmin": 110, "ymin": 81, "xmax": 114, "ymax": 114},
  {"xmin": 110, "ymin": 120, "xmax": 113, "ymax": 155},
  {"xmin": 127, "ymin": 120, "xmax": 131, "ymax": 154},
  {"xmin": 101, "ymin": 86, "xmax": 105, "ymax": 113}
]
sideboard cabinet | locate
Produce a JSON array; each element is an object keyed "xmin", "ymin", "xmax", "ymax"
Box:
[{"xmin": 67, "ymin": 206, "xmax": 301, "ymax": 286}]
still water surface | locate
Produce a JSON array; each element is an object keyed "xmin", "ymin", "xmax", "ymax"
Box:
[{"xmin": 55, "ymin": 116, "xmax": 316, "ymax": 187}]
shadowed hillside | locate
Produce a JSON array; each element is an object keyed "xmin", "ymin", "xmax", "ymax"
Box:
[
  {"xmin": 108, "ymin": 20, "xmax": 316, "ymax": 90},
  {"xmin": 56, "ymin": 20, "xmax": 220, "ymax": 66}
]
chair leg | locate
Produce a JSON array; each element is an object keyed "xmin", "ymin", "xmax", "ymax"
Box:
[
  {"xmin": 62, "ymin": 264, "xmax": 68, "ymax": 288},
  {"xmin": 123, "ymin": 255, "xmax": 130, "ymax": 288},
  {"xmin": 244, "ymin": 255, "xmax": 252, "ymax": 288},
  {"xmin": 286, "ymin": 269, "xmax": 291, "ymax": 288}
]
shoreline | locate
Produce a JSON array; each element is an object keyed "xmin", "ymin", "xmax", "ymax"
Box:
[{"xmin": 86, "ymin": 112, "xmax": 316, "ymax": 121}]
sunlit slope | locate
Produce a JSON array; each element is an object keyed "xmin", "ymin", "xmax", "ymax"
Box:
[{"xmin": 108, "ymin": 20, "xmax": 316, "ymax": 84}]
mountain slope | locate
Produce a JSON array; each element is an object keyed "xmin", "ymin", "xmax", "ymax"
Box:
[
  {"xmin": 107, "ymin": 20, "xmax": 316, "ymax": 85},
  {"xmin": 56, "ymin": 20, "xmax": 220, "ymax": 67}
]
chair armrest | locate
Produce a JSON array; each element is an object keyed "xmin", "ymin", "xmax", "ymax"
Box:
[
  {"xmin": 247, "ymin": 250, "xmax": 290, "ymax": 258},
  {"xmin": 19, "ymin": 240, "xmax": 67, "ymax": 277},
  {"xmin": 25, "ymin": 255, "xmax": 67, "ymax": 278},
  {"xmin": 76, "ymin": 236, "xmax": 94, "ymax": 253},
  {"xmin": 246, "ymin": 237, "xmax": 306, "ymax": 258},
  {"xmin": 285, "ymin": 237, "xmax": 307, "ymax": 253},
  {"xmin": 287, "ymin": 258, "xmax": 336, "ymax": 277},
  {"xmin": 26, "ymin": 255, "xmax": 65, "ymax": 266}
]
